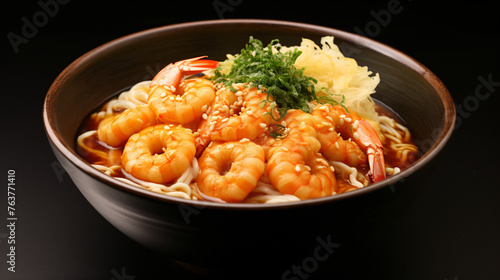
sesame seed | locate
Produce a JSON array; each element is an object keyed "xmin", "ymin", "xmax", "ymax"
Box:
[
  {"xmin": 335, "ymin": 142, "xmax": 340, "ymax": 149},
  {"xmin": 339, "ymin": 119, "xmax": 344, "ymax": 125},
  {"xmin": 326, "ymin": 116, "xmax": 333, "ymax": 122},
  {"xmin": 169, "ymin": 96, "xmax": 175, "ymax": 101},
  {"xmin": 329, "ymin": 127, "xmax": 334, "ymax": 132},
  {"xmin": 353, "ymin": 132, "xmax": 359, "ymax": 140},
  {"xmin": 344, "ymin": 117, "xmax": 352, "ymax": 123},
  {"xmin": 202, "ymin": 113, "xmax": 208, "ymax": 120},
  {"xmin": 246, "ymin": 110, "xmax": 253, "ymax": 115},
  {"xmin": 201, "ymin": 105, "xmax": 208, "ymax": 112},
  {"xmin": 295, "ymin": 165, "xmax": 301, "ymax": 172},
  {"xmin": 227, "ymin": 144, "xmax": 234, "ymax": 149},
  {"xmin": 339, "ymin": 115, "xmax": 346, "ymax": 119},
  {"xmin": 259, "ymin": 123, "xmax": 267, "ymax": 128},
  {"xmin": 209, "ymin": 124, "xmax": 215, "ymax": 131},
  {"xmin": 164, "ymin": 125, "xmax": 170, "ymax": 130},
  {"xmin": 160, "ymin": 92, "xmax": 167, "ymax": 98},
  {"xmin": 221, "ymin": 117, "xmax": 229, "ymax": 123},
  {"xmin": 330, "ymin": 166, "xmax": 335, "ymax": 172},
  {"xmin": 305, "ymin": 165, "xmax": 311, "ymax": 172},
  {"xmin": 167, "ymin": 131, "xmax": 173, "ymax": 136},
  {"xmin": 240, "ymin": 138, "xmax": 250, "ymax": 143}
]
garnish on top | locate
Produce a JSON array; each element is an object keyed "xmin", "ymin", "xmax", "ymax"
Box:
[
  {"xmin": 210, "ymin": 36, "xmax": 380, "ymax": 121},
  {"xmin": 210, "ymin": 37, "xmax": 341, "ymax": 120}
]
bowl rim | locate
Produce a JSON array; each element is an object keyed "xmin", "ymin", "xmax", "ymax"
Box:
[{"xmin": 43, "ymin": 19, "xmax": 455, "ymax": 210}]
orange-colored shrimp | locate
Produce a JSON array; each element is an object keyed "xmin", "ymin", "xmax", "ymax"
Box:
[
  {"xmin": 97, "ymin": 104, "xmax": 157, "ymax": 147},
  {"xmin": 312, "ymin": 104, "xmax": 386, "ymax": 182},
  {"xmin": 121, "ymin": 124, "xmax": 196, "ymax": 184},
  {"xmin": 195, "ymin": 85, "xmax": 276, "ymax": 154},
  {"xmin": 250, "ymin": 129, "xmax": 277, "ymax": 160},
  {"xmin": 147, "ymin": 56, "xmax": 218, "ymax": 124},
  {"xmin": 266, "ymin": 132, "xmax": 337, "ymax": 200},
  {"xmin": 196, "ymin": 140, "xmax": 266, "ymax": 203}
]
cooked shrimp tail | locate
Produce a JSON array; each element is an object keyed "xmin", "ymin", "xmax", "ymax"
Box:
[
  {"xmin": 312, "ymin": 104, "xmax": 386, "ymax": 183},
  {"xmin": 148, "ymin": 57, "xmax": 218, "ymax": 124},
  {"xmin": 355, "ymin": 119, "xmax": 386, "ymax": 182},
  {"xmin": 150, "ymin": 56, "xmax": 219, "ymax": 89}
]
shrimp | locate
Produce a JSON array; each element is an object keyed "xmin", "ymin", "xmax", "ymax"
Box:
[
  {"xmin": 196, "ymin": 85, "xmax": 276, "ymax": 154},
  {"xmin": 121, "ymin": 124, "xmax": 196, "ymax": 184},
  {"xmin": 312, "ymin": 104, "xmax": 386, "ymax": 182},
  {"xmin": 147, "ymin": 56, "xmax": 219, "ymax": 124},
  {"xmin": 97, "ymin": 104, "xmax": 157, "ymax": 147},
  {"xmin": 196, "ymin": 140, "xmax": 266, "ymax": 203},
  {"xmin": 266, "ymin": 131, "xmax": 337, "ymax": 200}
]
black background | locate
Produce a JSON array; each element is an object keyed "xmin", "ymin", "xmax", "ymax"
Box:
[{"xmin": 2, "ymin": 0, "xmax": 499, "ymax": 279}]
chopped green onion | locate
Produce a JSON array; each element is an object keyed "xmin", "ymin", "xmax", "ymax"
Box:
[{"xmin": 211, "ymin": 37, "xmax": 344, "ymax": 120}]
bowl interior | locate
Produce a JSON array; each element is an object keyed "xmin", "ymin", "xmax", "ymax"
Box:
[{"xmin": 44, "ymin": 19, "xmax": 454, "ymax": 206}]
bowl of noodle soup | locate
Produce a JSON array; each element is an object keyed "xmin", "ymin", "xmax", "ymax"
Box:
[{"xmin": 44, "ymin": 20, "xmax": 455, "ymax": 273}]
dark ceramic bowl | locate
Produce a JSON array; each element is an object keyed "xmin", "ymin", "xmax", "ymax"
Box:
[{"xmin": 44, "ymin": 19, "xmax": 454, "ymax": 273}]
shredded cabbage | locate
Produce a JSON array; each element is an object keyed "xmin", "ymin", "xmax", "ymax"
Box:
[{"xmin": 279, "ymin": 36, "xmax": 380, "ymax": 121}]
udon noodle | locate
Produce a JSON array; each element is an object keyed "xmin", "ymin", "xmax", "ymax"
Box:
[{"xmin": 76, "ymin": 37, "xmax": 419, "ymax": 203}]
